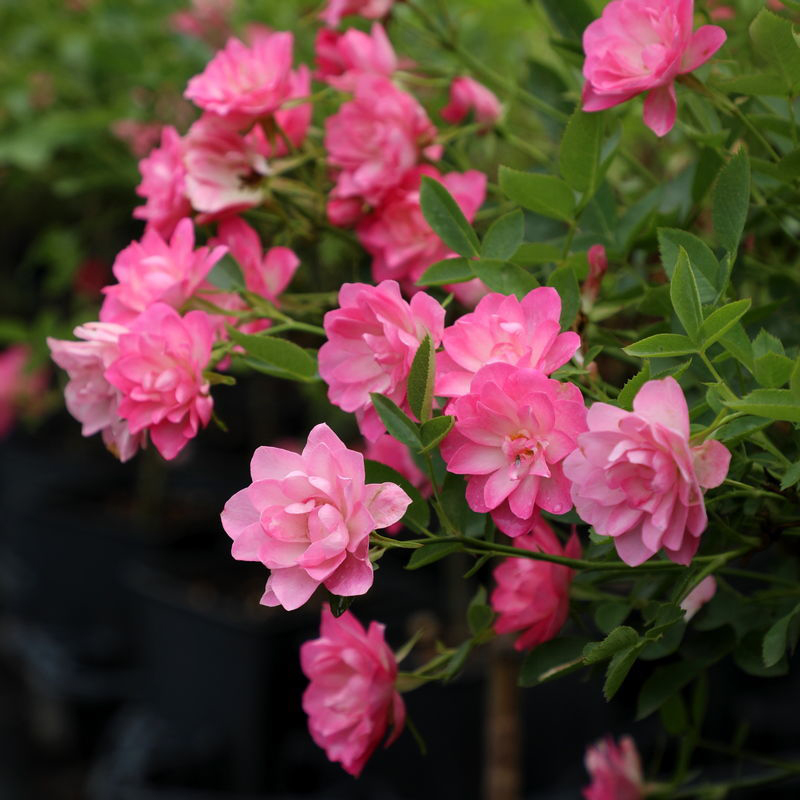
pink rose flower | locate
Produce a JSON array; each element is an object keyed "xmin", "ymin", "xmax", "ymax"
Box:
[
  {"xmin": 583, "ymin": 736, "xmax": 646, "ymax": 800},
  {"xmin": 325, "ymin": 75, "xmax": 441, "ymax": 210},
  {"xmin": 441, "ymin": 76, "xmax": 502, "ymax": 129},
  {"xmin": 184, "ymin": 32, "xmax": 294, "ymax": 123},
  {"xmin": 491, "ymin": 517, "xmax": 581, "ymax": 650},
  {"xmin": 582, "ymin": 244, "xmax": 608, "ymax": 310},
  {"xmin": 133, "ymin": 126, "xmax": 192, "ymax": 240},
  {"xmin": 300, "ymin": 605, "xmax": 405, "ymax": 777},
  {"xmin": 318, "ymin": 281, "xmax": 445, "ymax": 440},
  {"xmin": 47, "ymin": 324, "xmax": 144, "ymax": 462},
  {"xmin": 356, "ymin": 166, "xmax": 487, "ymax": 294},
  {"xmin": 582, "ymin": 0, "xmax": 726, "ymax": 136},
  {"xmin": 319, "ymin": 0, "xmax": 395, "ymax": 28},
  {"xmin": 441, "ymin": 363, "xmax": 587, "ymax": 537},
  {"xmin": 315, "ymin": 24, "xmax": 397, "ymax": 91},
  {"xmin": 220, "ymin": 424, "xmax": 411, "ymax": 610},
  {"xmin": 0, "ymin": 345, "xmax": 48, "ymax": 438},
  {"xmin": 562, "ymin": 377, "xmax": 731, "ymax": 566},
  {"xmin": 435, "ymin": 287, "xmax": 581, "ymax": 401},
  {"xmin": 100, "ymin": 218, "xmax": 227, "ymax": 326},
  {"xmin": 680, "ymin": 575, "xmax": 716, "ymax": 621},
  {"xmin": 105, "ymin": 303, "xmax": 214, "ymax": 460},
  {"xmin": 171, "ymin": 0, "xmax": 234, "ymax": 46}
]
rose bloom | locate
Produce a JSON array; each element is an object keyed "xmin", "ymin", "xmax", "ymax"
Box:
[
  {"xmin": 582, "ymin": 0, "xmax": 726, "ymax": 136},
  {"xmin": 0, "ymin": 345, "xmax": 48, "ymax": 438},
  {"xmin": 105, "ymin": 303, "xmax": 214, "ymax": 460},
  {"xmin": 583, "ymin": 736, "xmax": 646, "ymax": 800},
  {"xmin": 133, "ymin": 126, "xmax": 192, "ymax": 239},
  {"xmin": 100, "ymin": 218, "xmax": 226, "ymax": 326},
  {"xmin": 582, "ymin": 244, "xmax": 608, "ymax": 310},
  {"xmin": 563, "ymin": 377, "xmax": 731, "ymax": 566},
  {"xmin": 47, "ymin": 324, "xmax": 144, "ymax": 462},
  {"xmin": 680, "ymin": 575, "xmax": 716, "ymax": 621},
  {"xmin": 435, "ymin": 287, "xmax": 581, "ymax": 401},
  {"xmin": 300, "ymin": 605, "xmax": 405, "ymax": 777},
  {"xmin": 315, "ymin": 24, "xmax": 397, "ymax": 91},
  {"xmin": 325, "ymin": 75, "xmax": 441, "ymax": 210},
  {"xmin": 184, "ymin": 32, "xmax": 294, "ymax": 123},
  {"xmin": 318, "ymin": 281, "xmax": 445, "ymax": 441},
  {"xmin": 491, "ymin": 517, "xmax": 581, "ymax": 651},
  {"xmin": 319, "ymin": 0, "xmax": 395, "ymax": 27},
  {"xmin": 442, "ymin": 363, "xmax": 587, "ymax": 537},
  {"xmin": 441, "ymin": 76, "xmax": 502, "ymax": 129},
  {"xmin": 220, "ymin": 424, "xmax": 411, "ymax": 610}
]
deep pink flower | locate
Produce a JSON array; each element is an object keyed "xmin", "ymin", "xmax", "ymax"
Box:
[
  {"xmin": 100, "ymin": 218, "xmax": 226, "ymax": 326},
  {"xmin": 491, "ymin": 517, "xmax": 580, "ymax": 650},
  {"xmin": 563, "ymin": 377, "xmax": 731, "ymax": 566},
  {"xmin": 442, "ymin": 363, "xmax": 587, "ymax": 536},
  {"xmin": 441, "ymin": 77, "xmax": 502, "ymax": 129},
  {"xmin": 315, "ymin": 24, "xmax": 397, "ymax": 91},
  {"xmin": 47, "ymin": 324, "xmax": 144, "ymax": 462},
  {"xmin": 301, "ymin": 605, "xmax": 405, "ymax": 776},
  {"xmin": 583, "ymin": 736, "xmax": 646, "ymax": 800},
  {"xmin": 582, "ymin": 0, "xmax": 726, "ymax": 136},
  {"xmin": 220, "ymin": 424, "xmax": 411, "ymax": 610},
  {"xmin": 0, "ymin": 346, "xmax": 48, "ymax": 438},
  {"xmin": 319, "ymin": 0, "xmax": 395, "ymax": 27},
  {"xmin": 582, "ymin": 244, "xmax": 608, "ymax": 310},
  {"xmin": 325, "ymin": 75, "xmax": 441, "ymax": 210},
  {"xmin": 680, "ymin": 575, "xmax": 716, "ymax": 621},
  {"xmin": 436, "ymin": 288, "xmax": 581, "ymax": 401},
  {"xmin": 184, "ymin": 32, "xmax": 294, "ymax": 122},
  {"xmin": 318, "ymin": 281, "xmax": 445, "ymax": 440},
  {"xmin": 105, "ymin": 304, "xmax": 214, "ymax": 460}
]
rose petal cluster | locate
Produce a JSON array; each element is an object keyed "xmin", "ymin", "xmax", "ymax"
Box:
[
  {"xmin": 220, "ymin": 424, "xmax": 411, "ymax": 610},
  {"xmin": 315, "ymin": 23, "xmax": 397, "ymax": 91},
  {"xmin": 563, "ymin": 377, "xmax": 731, "ymax": 566},
  {"xmin": 0, "ymin": 345, "xmax": 48, "ymax": 439},
  {"xmin": 583, "ymin": 736, "xmax": 646, "ymax": 800},
  {"xmin": 300, "ymin": 605, "xmax": 405, "ymax": 777},
  {"xmin": 441, "ymin": 76, "xmax": 502, "ymax": 129},
  {"xmin": 582, "ymin": 244, "xmax": 608, "ymax": 310},
  {"xmin": 320, "ymin": 0, "xmax": 395, "ymax": 28}
]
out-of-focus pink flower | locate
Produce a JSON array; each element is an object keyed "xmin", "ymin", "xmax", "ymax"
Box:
[
  {"xmin": 365, "ymin": 433, "xmax": 430, "ymax": 496},
  {"xmin": 356, "ymin": 166, "xmax": 486, "ymax": 294},
  {"xmin": 301, "ymin": 605, "xmax": 405, "ymax": 776},
  {"xmin": 563, "ymin": 378, "xmax": 731, "ymax": 566},
  {"xmin": 320, "ymin": 0, "xmax": 395, "ymax": 27},
  {"xmin": 680, "ymin": 575, "xmax": 716, "ymax": 621},
  {"xmin": 582, "ymin": 0, "xmax": 726, "ymax": 136},
  {"xmin": 171, "ymin": 0, "xmax": 234, "ymax": 46},
  {"xmin": 583, "ymin": 736, "xmax": 646, "ymax": 800},
  {"xmin": 112, "ymin": 119, "xmax": 164, "ymax": 158},
  {"xmin": 582, "ymin": 244, "xmax": 608, "ymax": 310},
  {"xmin": 184, "ymin": 32, "xmax": 294, "ymax": 123},
  {"xmin": 100, "ymin": 218, "xmax": 226, "ymax": 326},
  {"xmin": 707, "ymin": 0, "xmax": 735, "ymax": 20},
  {"xmin": 491, "ymin": 517, "xmax": 580, "ymax": 650},
  {"xmin": 0, "ymin": 346, "xmax": 48, "ymax": 438},
  {"xmin": 220, "ymin": 424, "xmax": 411, "ymax": 609},
  {"xmin": 318, "ymin": 281, "xmax": 445, "ymax": 441},
  {"xmin": 325, "ymin": 75, "xmax": 441, "ymax": 211},
  {"xmin": 436, "ymin": 288, "xmax": 581, "ymax": 401},
  {"xmin": 315, "ymin": 24, "xmax": 397, "ymax": 91},
  {"xmin": 133, "ymin": 126, "xmax": 192, "ymax": 240},
  {"xmin": 47, "ymin": 325, "xmax": 143, "ymax": 461},
  {"xmin": 442, "ymin": 363, "xmax": 587, "ymax": 537},
  {"xmin": 441, "ymin": 77, "xmax": 502, "ymax": 129},
  {"xmin": 105, "ymin": 304, "xmax": 214, "ymax": 460}
]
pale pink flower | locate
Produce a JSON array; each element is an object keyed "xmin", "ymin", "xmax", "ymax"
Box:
[
  {"xmin": 582, "ymin": 0, "xmax": 726, "ymax": 136},
  {"xmin": 0, "ymin": 346, "xmax": 48, "ymax": 438},
  {"xmin": 47, "ymin": 324, "xmax": 144, "ymax": 462},
  {"xmin": 325, "ymin": 75, "xmax": 441, "ymax": 211},
  {"xmin": 301, "ymin": 605, "xmax": 405, "ymax": 776},
  {"xmin": 171, "ymin": 0, "xmax": 234, "ymax": 46},
  {"xmin": 441, "ymin": 76, "xmax": 502, "ymax": 129},
  {"xmin": 318, "ymin": 281, "xmax": 445, "ymax": 441},
  {"xmin": 220, "ymin": 424, "xmax": 411, "ymax": 610},
  {"xmin": 100, "ymin": 218, "xmax": 227, "ymax": 326},
  {"xmin": 105, "ymin": 303, "xmax": 214, "ymax": 460},
  {"xmin": 320, "ymin": 0, "xmax": 395, "ymax": 27},
  {"xmin": 435, "ymin": 288, "xmax": 581, "ymax": 401},
  {"xmin": 315, "ymin": 24, "xmax": 397, "ymax": 91},
  {"xmin": 492, "ymin": 519, "xmax": 580, "ymax": 650},
  {"xmin": 184, "ymin": 32, "xmax": 294, "ymax": 122},
  {"xmin": 582, "ymin": 244, "xmax": 608, "ymax": 310},
  {"xmin": 680, "ymin": 575, "xmax": 716, "ymax": 621},
  {"xmin": 441, "ymin": 363, "xmax": 587, "ymax": 537},
  {"xmin": 133, "ymin": 126, "xmax": 192, "ymax": 239},
  {"xmin": 563, "ymin": 378, "xmax": 731, "ymax": 566},
  {"xmin": 583, "ymin": 736, "xmax": 646, "ymax": 800},
  {"xmin": 112, "ymin": 119, "xmax": 163, "ymax": 157}
]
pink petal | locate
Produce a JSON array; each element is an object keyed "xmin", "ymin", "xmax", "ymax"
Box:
[
  {"xmin": 364, "ymin": 482, "xmax": 412, "ymax": 528},
  {"xmin": 633, "ymin": 377, "xmax": 689, "ymax": 438},
  {"xmin": 692, "ymin": 439, "xmax": 730, "ymax": 489},
  {"xmin": 263, "ymin": 567, "xmax": 320, "ymax": 610},
  {"xmin": 642, "ymin": 83, "xmax": 677, "ymax": 137},
  {"xmin": 324, "ymin": 554, "xmax": 374, "ymax": 596},
  {"xmin": 681, "ymin": 26, "xmax": 727, "ymax": 74}
]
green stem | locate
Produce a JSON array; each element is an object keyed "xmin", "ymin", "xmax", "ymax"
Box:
[{"xmin": 698, "ymin": 351, "xmax": 736, "ymax": 400}]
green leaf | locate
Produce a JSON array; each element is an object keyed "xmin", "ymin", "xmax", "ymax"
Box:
[
  {"xmin": 207, "ymin": 254, "xmax": 246, "ymax": 290},
  {"xmin": 594, "ymin": 602, "xmax": 631, "ymax": 634},
  {"xmin": 624, "ymin": 334, "xmax": 696, "ymax": 358},
  {"xmin": 637, "ymin": 661, "xmax": 699, "ymax": 720},
  {"xmin": 617, "ymin": 363, "xmax": 651, "ymax": 410},
  {"xmin": 657, "ymin": 228, "xmax": 723, "ymax": 304},
  {"xmin": 499, "ymin": 166, "xmax": 575, "ymax": 222},
  {"xmin": 481, "ymin": 209, "xmax": 524, "ymax": 260},
  {"xmin": 670, "ymin": 247, "xmax": 703, "ymax": 342},
  {"xmin": 723, "ymin": 389, "xmax": 800, "ymax": 422},
  {"xmin": 471, "ymin": 258, "xmax": 539, "ymax": 298},
  {"xmin": 781, "ymin": 460, "xmax": 800, "ymax": 491},
  {"xmin": 329, "ymin": 594, "xmax": 354, "ymax": 617},
  {"xmin": 467, "ymin": 586, "xmax": 494, "ymax": 636},
  {"xmin": 719, "ymin": 323, "xmax": 754, "ymax": 372},
  {"xmin": 228, "ymin": 329, "xmax": 318, "ymax": 382},
  {"xmin": 406, "ymin": 541, "xmax": 461, "ymax": 570},
  {"xmin": 583, "ymin": 626, "xmax": 640, "ymax": 664},
  {"xmin": 519, "ymin": 637, "xmax": 590, "ymax": 686},
  {"xmin": 698, "ymin": 299, "xmax": 751, "ymax": 348},
  {"xmin": 416, "ymin": 257, "xmax": 475, "ymax": 286},
  {"xmin": 660, "ymin": 693, "xmax": 688, "ymax": 735},
  {"xmin": 513, "ymin": 243, "xmax": 563, "ymax": 265},
  {"xmin": 791, "ymin": 356, "xmax": 800, "ymax": 396},
  {"xmin": 763, "ymin": 603, "xmax": 800, "ymax": 667},
  {"xmin": 407, "ymin": 334, "xmax": 435, "ymax": 423},
  {"xmin": 754, "ymin": 352, "xmax": 795, "ymax": 389},
  {"xmin": 712, "ymin": 73, "xmax": 788, "ymax": 96},
  {"xmin": 443, "ymin": 640, "xmax": 473, "ymax": 681},
  {"xmin": 420, "ymin": 176, "xmax": 480, "ymax": 257},
  {"xmin": 540, "ymin": 0, "xmax": 595, "ymax": 39},
  {"xmin": 419, "ymin": 415, "xmax": 455, "ymax": 454},
  {"xmin": 750, "ymin": 9, "xmax": 800, "ymax": 93},
  {"xmin": 604, "ymin": 645, "xmax": 640, "ymax": 701},
  {"xmin": 712, "ymin": 149, "xmax": 750, "ymax": 254},
  {"xmin": 559, "ymin": 108, "xmax": 604, "ymax": 194},
  {"xmin": 548, "ymin": 263, "xmax": 581, "ymax": 328},
  {"xmin": 365, "ymin": 459, "xmax": 429, "ymax": 530},
  {"xmin": 370, "ymin": 394, "xmax": 422, "ymax": 448}
]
